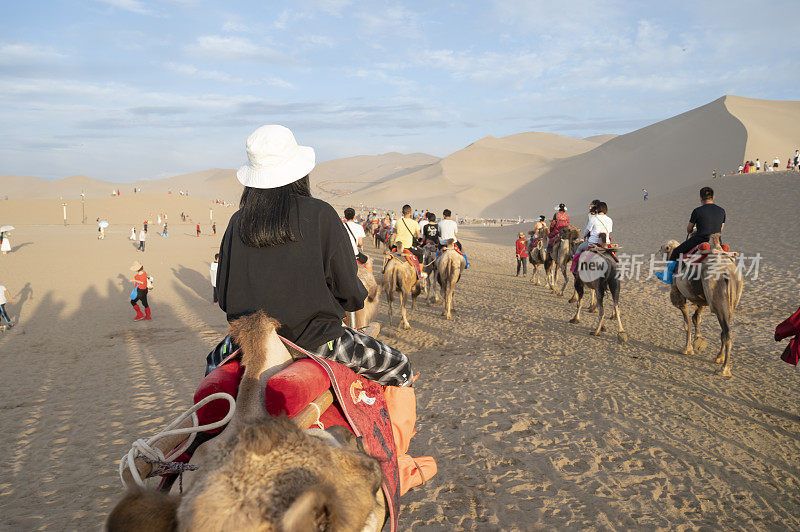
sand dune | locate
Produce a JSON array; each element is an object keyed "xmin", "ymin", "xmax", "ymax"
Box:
[
  {"xmin": 486, "ymin": 95, "xmax": 800, "ymax": 217},
  {"xmin": 351, "ymin": 132, "xmax": 603, "ymax": 215},
  {"xmin": 3, "ymin": 96, "xmax": 796, "ymax": 220}
]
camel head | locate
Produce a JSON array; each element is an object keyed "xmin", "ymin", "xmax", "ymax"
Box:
[
  {"xmin": 659, "ymin": 239, "xmax": 681, "ymax": 257},
  {"xmin": 559, "ymin": 225, "xmax": 580, "ymax": 242}
]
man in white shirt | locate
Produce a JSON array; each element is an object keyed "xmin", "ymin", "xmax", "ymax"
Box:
[
  {"xmin": 210, "ymin": 253, "xmax": 219, "ymax": 304},
  {"xmin": 0, "ymin": 284, "xmax": 14, "ymax": 328},
  {"xmin": 438, "ymin": 209, "xmax": 469, "ymax": 268},
  {"xmin": 138, "ymin": 229, "xmax": 146, "ymax": 252},
  {"xmin": 343, "ymin": 207, "xmax": 366, "ymax": 259}
]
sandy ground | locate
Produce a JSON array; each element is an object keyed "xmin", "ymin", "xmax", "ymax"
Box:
[{"xmin": 1, "ymin": 173, "xmax": 800, "ymax": 529}]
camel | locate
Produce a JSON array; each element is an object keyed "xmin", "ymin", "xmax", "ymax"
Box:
[
  {"xmin": 108, "ymin": 311, "xmax": 386, "ymax": 531},
  {"xmin": 568, "ymin": 244, "xmax": 628, "ymax": 344},
  {"xmin": 435, "ymin": 241, "xmax": 465, "ymax": 320},
  {"xmin": 544, "ymin": 225, "xmax": 581, "ymax": 296},
  {"xmin": 347, "ymin": 256, "xmax": 381, "ymax": 330},
  {"xmin": 421, "ymin": 243, "xmax": 439, "ymax": 304},
  {"xmin": 526, "ymin": 226, "xmax": 548, "ymax": 286},
  {"xmin": 382, "ymin": 244, "xmax": 421, "ymax": 330},
  {"xmin": 659, "ymin": 234, "xmax": 744, "ymax": 376}
]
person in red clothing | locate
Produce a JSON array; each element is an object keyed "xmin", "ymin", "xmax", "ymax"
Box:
[
  {"xmin": 196, "ymin": 223, "xmax": 201, "ymax": 237},
  {"xmin": 515, "ymin": 232, "xmax": 528, "ymax": 277},
  {"xmin": 775, "ymin": 305, "xmax": 800, "ymax": 365},
  {"xmin": 129, "ymin": 261, "xmax": 151, "ymax": 321},
  {"xmin": 547, "ymin": 203, "xmax": 570, "ymax": 252}
]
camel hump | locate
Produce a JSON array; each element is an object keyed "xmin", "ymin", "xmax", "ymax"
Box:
[
  {"xmin": 709, "ymin": 233, "xmax": 723, "ymax": 251},
  {"xmin": 228, "ymin": 310, "xmax": 281, "ymax": 369}
]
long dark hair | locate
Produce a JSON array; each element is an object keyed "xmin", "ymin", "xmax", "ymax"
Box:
[{"xmin": 238, "ymin": 175, "xmax": 311, "ymax": 247}]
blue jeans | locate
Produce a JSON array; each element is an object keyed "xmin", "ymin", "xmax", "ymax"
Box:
[{"xmin": 0, "ymin": 303, "xmax": 11, "ymax": 325}]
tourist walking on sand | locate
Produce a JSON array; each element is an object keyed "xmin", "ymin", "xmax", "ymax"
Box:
[
  {"xmin": 129, "ymin": 261, "xmax": 151, "ymax": 321},
  {"xmin": 143, "ymin": 220, "xmax": 148, "ymax": 233},
  {"xmin": 0, "ymin": 284, "xmax": 14, "ymax": 328},
  {"xmin": 210, "ymin": 253, "xmax": 219, "ymax": 304},
  {"xmin": 642, "ymin": 188, "xmax": 648, "ymax": 201},
  {"xmin": 196, "ymin": 223, "xmax": 201, "ymax": 237},
  {"xmin": 0, "ymin": 231, "xmax": 10, "ymax": 255},
  {"xmin": 137, "ymin": 228, "xmax": 146, "ymax": 252},
  {"xmin": 212, "ymin": 222, "xmax": 216, "ymax": 236},
  {"xmin": 215, "ymin": 124, "xmax": 412, "ymax": 386},
  {"xmin": 515, "ymin": 232, "xmax": 528, "ymax": 277},
  {"xmin": 162, "ymin": 223, "xmax": 168, "ymax": 237},
  {"xmin": 773, "ymin": 156, "xmax": 780, "ymax": 170},
  {"xmin": 129, "ymin": 226, "xmax": 136, "ymax": 241}
]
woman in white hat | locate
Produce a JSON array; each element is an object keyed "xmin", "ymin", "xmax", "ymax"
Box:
[{"xmin": 215, "ymin": 125, "xmax": 412, "ymax": 386}]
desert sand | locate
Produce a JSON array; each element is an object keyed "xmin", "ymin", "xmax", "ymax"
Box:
[{"xmin": 1, "ymin": 166, "xmax": 799, "ymax": 529}]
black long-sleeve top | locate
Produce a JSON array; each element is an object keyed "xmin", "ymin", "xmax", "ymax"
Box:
[{"xmin": 216, "ymin": 195, "xmax": 367, "ymax": 350}]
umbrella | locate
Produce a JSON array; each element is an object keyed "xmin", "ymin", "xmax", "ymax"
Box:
[
  {"xmin": 98, "ymin": 221, "xmax": 109, "ymax": 228},
  {"xmin": 0, "ymin": 225, "xmax": 14, "ymax": 232}
]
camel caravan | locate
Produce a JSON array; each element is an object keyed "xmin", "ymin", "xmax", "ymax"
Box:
[{"xmin": 524, "ymin": 187, "xmax": 743, "ymax": 374}]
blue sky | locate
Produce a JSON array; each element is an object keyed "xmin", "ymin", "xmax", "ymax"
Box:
[{"xmin": 1, "ymin": 0, "xmax": 798, "ymax": 181}]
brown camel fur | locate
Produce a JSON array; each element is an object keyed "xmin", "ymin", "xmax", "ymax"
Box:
[
  {"xmin": 660, "ymin": 234, "xmax": 744, "ymax": 377},
  {"xmin": 422, "ymin": 243, "xmax": 439, "ymax": 304},
  {"xmin": 526, "ymin": 226, "xmax": 549, "ymax": 286},
  {"xmin": 544, "ymin": 225, "xmax": 581, "ymax": 296},
  {"xmin": 382, "ymin": 243, "xmax": 421, "ymax": 330},
  {"xmin": 108, "ymin": 311, "xmax": 386, "ymax": 531},
  {"xmin": 435, "ymin": 241, "xmax": 465, "ymax": 320},
  {"xmin": 347, "ymin": 257, "xmax": 381, "ymax": 330},
  {"xmin": 569, "ymin": 247, "xmax": 628, "ymax": 343}
]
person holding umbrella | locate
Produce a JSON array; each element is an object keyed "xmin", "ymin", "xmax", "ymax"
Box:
[
  {"xmin": 98, "ymin": 220, "xmax": 108, "ymax": 240},
  {"xmin": 0, "ymin": 226, "xmax": 13, "ymax": 255}
]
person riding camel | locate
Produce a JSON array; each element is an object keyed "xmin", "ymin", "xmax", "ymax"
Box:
[
  {"xmin": 438, "ymin": 209, "xmax": 470, "ymax": 269},
  {"xmin": 216, "ymin": 125, "xmax": 413, "ymax": 387},
  {"xmin": 571, "ymin": 201, "xmax": 613, "ymax": 273},
  {"xmin": 655, "ymin": 186, "xmax": 726, "ymax": 284},
  {"xmin": 547, "ymin": 203, "xmax": 570, "ymax": 252},
  {"xmin": 421, "ymin": 211, "xmax": 440, "ymax": 247},
  {"xmin": 391, "ymin": 204, "xmax": 426, "ymax": 279}
]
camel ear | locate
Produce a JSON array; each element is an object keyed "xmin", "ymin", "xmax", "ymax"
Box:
[
  {"xmin": 106, "ymin": 488, "xmax": 179, "ymax": 532},
  {"xmin": 281, "ymin": 487, "xmax": 338, "ymax": 532}
]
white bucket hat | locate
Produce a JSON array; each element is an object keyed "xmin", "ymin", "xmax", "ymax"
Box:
[{"xmin": 236, "ymin": 125, "xmax": 316, "ymax": 189}]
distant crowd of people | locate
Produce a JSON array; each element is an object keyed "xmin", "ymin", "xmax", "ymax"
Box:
[{"xmin": 735, "ymin": 150, "xmax": 800, "ymax": 174}]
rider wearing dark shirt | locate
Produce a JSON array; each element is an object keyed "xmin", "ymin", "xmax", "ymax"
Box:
[
  {"xmin": 421, "ymin": 213, "xmax": 440, "ymax": 246},
  {"xmin": 668, "ymin": 187, "xmax": 726, "ymax": 261}
]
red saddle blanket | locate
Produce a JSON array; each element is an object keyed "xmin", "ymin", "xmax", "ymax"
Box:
[{"xmin": 191, "ymin": 347, "xmax": 402, "ymax": 531}]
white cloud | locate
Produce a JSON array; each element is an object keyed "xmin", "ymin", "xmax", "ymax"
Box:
[
  {"xmin": 306, "ymin": 35, "xmax": 335, "ymax": 48},
  {"xmin": 264, "ymin": 77, "xmax": 294, "ymax": 89},
  {"xmin": 356, "ymin": 5, "xmax": 421, "ymax": 37},
  {"xmin": 186, "ymin": 35, "xmax": 287, "ymax": 62},
  {"xmin": 300, "ymin": 0, "xmax": 352, "ymax": 16},
  {"xmin": 163, "ymin": 62, "xmax": 243, "ymax": 83},
  {"xmin": 0, "ymin": 43, "xmax": 65, "ymax": 63},
  {"xmin": 222, "ymin": 20, "xmax": 250, "ymax": 32},
  {"xmin": 93, "ymin": 0, "xmax": 153, "ymax": 15}
]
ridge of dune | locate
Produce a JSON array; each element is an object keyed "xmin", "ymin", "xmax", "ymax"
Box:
[
  {"xmin": 484, "ymin": 96, "xmax": 750, "ymax": 217},
  {"xmin": 723, "ymin": 95, "xmax": 800, "ymax": 163},
  {"xmin": 353, "ymin": 131, "xmax": 603, "ymax": 215},
  {"xmin": 583, "ymin": 133, "xmax": 618, "ymax": 144}
]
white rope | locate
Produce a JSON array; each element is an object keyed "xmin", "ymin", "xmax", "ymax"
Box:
[
  {"xmin": 309, "ymin": 401, "xmax": 325, "ymax": 430},
  {"xmin": 118, "ymin": 392, "xmax": 236, "ymax": 488}
]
